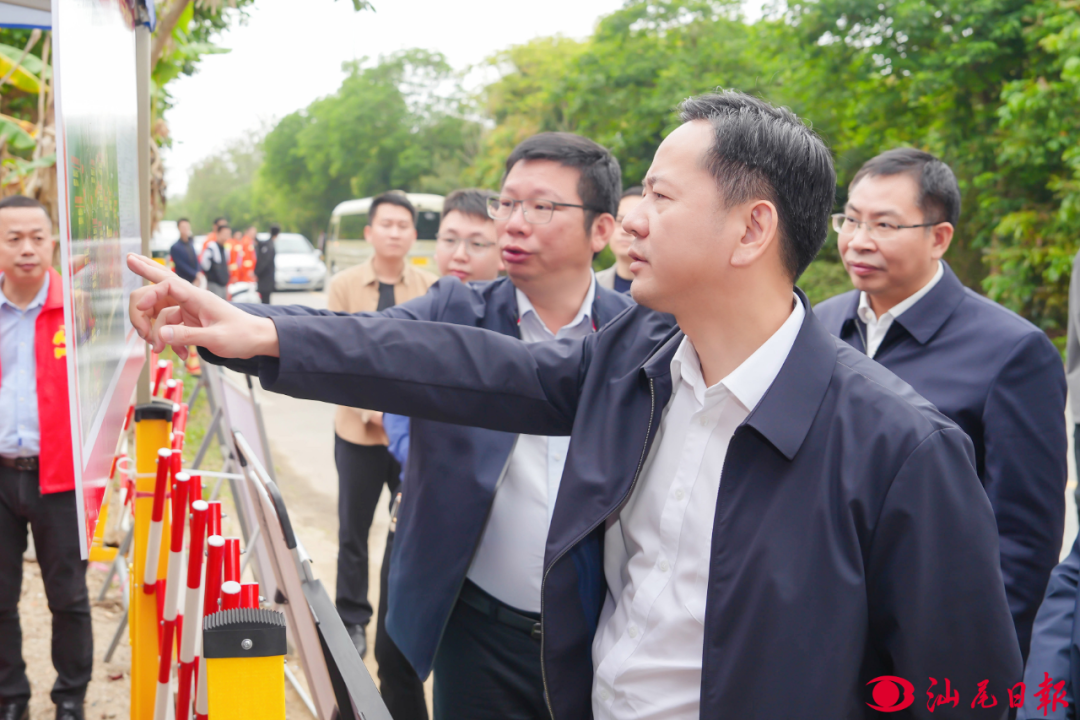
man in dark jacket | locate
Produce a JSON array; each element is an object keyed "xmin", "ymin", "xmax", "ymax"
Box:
[
  {"xmin": 169, "ymin": 218, "xmax": 198, "ymax": 283},
  {"xmin": 127, "ymin": 91, "xmax": 1021, "ymax": 719},
  {"xmin": 255, "ymin": 224, "xmax": 277, "ymax": 304},
  {"xmin": 813, "ymin": 149, "xmax": 1067, "ymax": 660}
]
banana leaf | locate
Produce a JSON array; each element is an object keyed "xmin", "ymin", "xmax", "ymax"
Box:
[
  {"xmin": 0, "ymin": 47, "xmax": 40, "ymax": 94},
  {"xmin": 0, "ymin": 116, "xmax": 36, "ymax": 151}
]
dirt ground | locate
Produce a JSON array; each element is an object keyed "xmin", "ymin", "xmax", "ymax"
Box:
[{"xmin": 16, "ymin": 450, "xmax": 413, "ymax": 719}]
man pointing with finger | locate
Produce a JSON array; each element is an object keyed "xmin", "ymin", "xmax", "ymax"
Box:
[{"xmin": 127, "ymin": 92, "xmax": 1021, "ymax": 719}]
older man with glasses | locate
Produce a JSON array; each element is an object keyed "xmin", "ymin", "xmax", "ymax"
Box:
[{"xmin": 814, "ymin": 147, "xmax": 1067, "ymax": 662}]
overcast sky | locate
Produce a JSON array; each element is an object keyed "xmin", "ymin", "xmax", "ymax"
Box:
[{"xmin": 163, "ymin": 0, "xmax": 640, "ymax": 197}]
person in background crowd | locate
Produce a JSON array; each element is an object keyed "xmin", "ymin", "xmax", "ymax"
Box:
[
  {"xmin": 127, "ymin": 91, "xmax": 1022, "ymax": 720},
  {"xmin": 169, "ymin": 218, "xmax": 198, "ymax": 283},
  {"xmin": 200, "ymin": 219, "xmax": 231, "ymax": 299},
  {"xmin": 377, "ymin": 188, "xmax": 503, "ymax": 720},
  {"xmin": 227, "ymin": 229, "xmax": 244, "ymax": 284},
  {"xmin": 237, "ymin": 226, "xmax": 257, "ymax": 284},
  {"xmin": 326, "ymin": 192, "xmax": 437, "ymax": 660},
  {"xmin": 814, "ymin": 148, "xmax": 1067, "ymax": 660},
  {"xmin": 255, "ymin": 224, "xmax": 277, "ymax": 305},
  {"xmin": 596, "ymin": 186, "xmax": 642, "ymax": 294},
  {"xmin": 0, "ymin": 196, "xmax": 90, "ymax": 720}
]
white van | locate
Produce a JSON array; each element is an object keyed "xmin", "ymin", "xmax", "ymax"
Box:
[{"xmin": 325, "ymin": 192, "xmax": 443, "ymax": 276}]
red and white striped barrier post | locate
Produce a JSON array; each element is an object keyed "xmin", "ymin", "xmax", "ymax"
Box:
[
  {"xmin": 152, "ymin": 359, "xmax": 171, "ymax": 396},
  {"xmin": 194, "ymin": 535, "xmax": 225, "ymax": 720},
  {"xmin": 223, "ymin": 537, "xmax": 241, "ymax": 584},
  {"xmin": 176, "ymin": 499, "xmax": 208, "ymax": 720},
  {"xmin": 206, "ymin": 502, "xmax": 222, "ymax": 538},
  {"xmin": 153, "ymin": 472, "xmax": 189, "ymax": 720},
  {"xmin": 143, "ymin": 449, "xmax": 172, "ymax": 597},
  {"xmin": 220, "ymin": 581, "xmax": 241, "ymax": 611},
  {"xmin": 240, "ymin": 583, "xmax": 259, "ymax": 609}
]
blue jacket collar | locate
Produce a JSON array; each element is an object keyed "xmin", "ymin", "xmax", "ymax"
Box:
[
  {"xmin": 641, "ymin": 289, "xmax": 835, "ymax": 461},
  {"xmin": 491, "ymin": 275, "xmax": 633, "ymax": 337},
  {"xmin": 891, "ymin": 261, "xmax": 966, "ymax": 345},
  {"xmin": 835, "ymin": 261, "xmax": 966, "ymax": 347}
]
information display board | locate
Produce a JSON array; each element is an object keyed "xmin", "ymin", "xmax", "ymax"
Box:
[{"xmin": 52, "ymin": 0, "xmax": 144, "ymax": 554}]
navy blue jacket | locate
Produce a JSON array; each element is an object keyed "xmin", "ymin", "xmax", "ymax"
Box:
[
  {"xmin": 814, "ymin": 262, "xmax": 1068, "ymax": 658},
  {"xmin": 204, "ymin": 290, "xmax": 1021, "ymax": 719},
  {"xmin": 170, "ymin": 238, "xmax": 199, "ymax": 283},
  {"xmin": 219, "ymin": 276, "xmax": 633, "ymax": 678},
  {"xmin": 1020, "ymin": 536, "xmax": 1080, "ymax": 719}
]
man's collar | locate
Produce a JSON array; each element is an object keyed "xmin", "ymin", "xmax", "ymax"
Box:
[
  {"xmin": 0, "ymin": 270, "xmax": 50, "ymax": 312},
  {"xmin": 889, "ymin": 261, "xmax": 966, "ymax": 345},
  {"xmin": 857, "ymin": 260, "xmax": 944, "ymax": 325},
  {"xmin": 359, "ymin": 257, "xmax": 407, "ymax": 286},
  {"xmin": 643, "ymin": 289, "xmax": 836, "ymax": 461},
  {"xmin": 515, "ymin": 274, "xmax": 597, "ymax": 332}
]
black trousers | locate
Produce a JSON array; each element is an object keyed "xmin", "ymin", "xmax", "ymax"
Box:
[
  {"xmin": 0, "ymin": 467, "xmax": 92, "ymax": 704},
  {"xmin": 432, "ymin": 581, "xmax": 548, "ymax": 720},
  {"xmin": 375, "ymin": 530, "xmax": 428, "ymax": 720},
  {"xmin": 335, "ymin": 435, "xmax": 400, "ymax": 628},
  {"xmin": 258, "ymin": 281, "xmax": 273, "ymax": 304}
]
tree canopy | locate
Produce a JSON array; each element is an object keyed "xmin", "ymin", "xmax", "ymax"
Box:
[{"xmin": 169, "ymin": 0, "xmax": 1080, "ymax": 338}]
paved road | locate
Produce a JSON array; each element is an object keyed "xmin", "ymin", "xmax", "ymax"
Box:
[{"xmin": 255, "ymin": 288, "xmax": 394, "ymax": 685}]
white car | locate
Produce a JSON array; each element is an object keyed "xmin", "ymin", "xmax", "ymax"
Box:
[{"xmin": 264, "ymin": 232, "xmax": 327, "ymax": 292}]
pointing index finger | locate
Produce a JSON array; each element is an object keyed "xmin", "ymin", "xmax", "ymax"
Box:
[{"xmin": 126, "ymin": 253, "xmax": 173, "ymax": 284}]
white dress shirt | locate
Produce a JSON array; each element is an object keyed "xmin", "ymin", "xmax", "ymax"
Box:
[
  {"xmin": 592, "ymin": 296, "xmax": 804, "ymax": 720},
  {"xmin": 857, "ymin": 260, "xmax": 943, "ymax": 358},
  {"xmin": 466, "ymin": 277, "xmax": 598, "ymax": 612}
]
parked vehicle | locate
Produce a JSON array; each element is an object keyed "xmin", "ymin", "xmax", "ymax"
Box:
[
  {"xmin": 260, "ymin": 232, "xmax": 327, "ymax": 291},
  {"xmin": 150, "ymin": 219, "xmax": 179, "ymax": 260},
  {"xmin": 325, "ymin": 192, "xmax": 442, "ymax": 275}
]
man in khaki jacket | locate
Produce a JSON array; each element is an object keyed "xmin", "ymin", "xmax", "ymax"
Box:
[{"xmin": 327, "ymin": 192, "xmax": 437, "ymax": 657}]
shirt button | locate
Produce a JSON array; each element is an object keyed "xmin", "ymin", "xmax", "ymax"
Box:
[
  {"xmin": 599, "ymin": 688, "xmax": 611, "ymax": 701},
  {"xmin": 554, "ymin": 453, "xmax": 563, "ymax": 462},
  {"xmin": 659, "ymin": 559, "xmax": 670, "ymax": 572},
  {"xmin": 674, "ymin": 488, "xmax": 685, "ymax": 501},
  {"xmin": 698, "ymin": 416, "xmax": 710, "ymax": 427},
  {"xmin": 628, "ymin": 625, "xmax": 638, "ymax": 638}
]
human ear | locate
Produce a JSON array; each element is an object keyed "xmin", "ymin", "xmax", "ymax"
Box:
[
  {"xmin": 930, "ymin": 222, "xmax": 954, "ymax": 259},
  {"xmin": 730, "ymin": 200, "xmax": 779, "ymax": 269},
  {"xmin": 588, "ymin": 213, "xmax": 616, "ymax": 255}
]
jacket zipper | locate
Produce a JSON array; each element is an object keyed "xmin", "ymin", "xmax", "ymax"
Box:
[{"xmin": 540, "ymin": 377, "xmax": 657, "ymax": 720}]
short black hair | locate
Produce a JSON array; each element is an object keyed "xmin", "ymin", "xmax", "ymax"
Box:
[
  {"xmin": 0, "ymin": 195, "xmax": 48, "ymax": 217},
  {"xmin": 369, "ymin": 192, "xmax": 416, "ymax": 226},
  {"xmin": 269, "ymin": 223, "xmax": 281, "ymax": 237},
  {"xmin": 177, "ymin": 217, "xmax": 190, "ymax": 225},
  {"xmin": 503, "ymin": 132, "xmax": 621, "ymax": 232},
  {"xmin": 214, "ymin": 216, "xmax": 228, "ymax": 227},
  {"xmin": 850, "ymin": 148, "xmax": 961, "ymax": 227},
  {"xmin": 678, "ymin": 91, "xmax": 836, "ymax": 280},
  {"xmin": 621, "ymin": 186, "xmax": 643, "ymax": 200},
  {"xmin": 442, "ymin": 189, "xmax": 494, "ymax": 223}
]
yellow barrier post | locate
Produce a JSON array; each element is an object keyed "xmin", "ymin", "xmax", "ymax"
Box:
[
  {"xmin": 131, "ymin": 400, "xmax": 174, "ymax": 719},
  {"xmin": 204, "ymin": 608, "xmax": 287, "ymax": 720}
]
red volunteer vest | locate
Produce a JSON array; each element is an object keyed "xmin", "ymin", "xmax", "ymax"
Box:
[{"xmin": 0, "ymin": 267, "xmax": 74, "ymax": 494}]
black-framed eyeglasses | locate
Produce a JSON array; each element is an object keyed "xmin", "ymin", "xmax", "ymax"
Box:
[
  {"xmin": 436, "ymin": 235, "xmax": 497, "ymax": 257},
  {"xmin": 487, "ymin": 196, "xmax": 602, "ymax": 225},
  {"xmin": 831, "ymin": 213, "xmax": 942, "ymax": 242}
]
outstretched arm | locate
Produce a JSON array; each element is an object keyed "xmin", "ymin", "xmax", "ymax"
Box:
[{"xmin": 127, "ymin": 253, "xmax": 584, "ymax": 436}]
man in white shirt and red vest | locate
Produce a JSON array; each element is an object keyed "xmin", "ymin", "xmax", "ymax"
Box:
[{"xmin": 0, "ymin": 196, "xmax": 90, "ymax": 720}]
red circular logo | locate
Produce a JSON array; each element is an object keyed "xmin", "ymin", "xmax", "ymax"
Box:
[{"xmin": 867, "ymin": 676, "xmax": 915, "ymax": 712}]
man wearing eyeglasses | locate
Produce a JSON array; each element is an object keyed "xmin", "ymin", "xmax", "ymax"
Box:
[
  {"xmin": 149, "ymin": 137, "xmax": 629, "ymax": 719},
  {"xmin": 814, "ymin": 147, "xmax": 1067, "ymax": 660}
]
